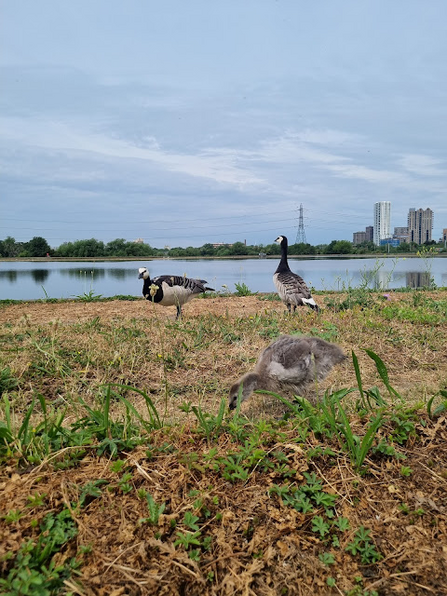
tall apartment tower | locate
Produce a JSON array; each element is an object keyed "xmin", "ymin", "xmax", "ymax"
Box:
[
  {"xmin": 407, "ymin": 208, "xmax": 434, "ymax": 245},
  {"xmin": 373, "ymin": 202, "xmax": 391, "ymax": 246},
  {"xmin": 353, "ymin": 231, "xmax": 366, "ymax": 245}
]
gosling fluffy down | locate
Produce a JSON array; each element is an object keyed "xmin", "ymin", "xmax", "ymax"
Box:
[{"xmin": 228, "ymin": 335, "xmax": 346, "ymax": 410}]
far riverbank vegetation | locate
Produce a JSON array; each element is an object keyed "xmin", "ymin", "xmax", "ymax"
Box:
[{"xmin": 1, "ymin": 235, "xmax": 446, "ymax": 259}]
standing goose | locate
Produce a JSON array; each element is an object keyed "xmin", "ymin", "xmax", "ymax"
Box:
[
  {"xmin": 273, "ymin": 235, "xmax": 319, "ymax": 313},
  {"xmin": 228, "ymin": 335, "xmax": 346, "ymax": 410},
  {"xmin": 138, "ymin": 267, "xmax": 214, "ymax": 319}
]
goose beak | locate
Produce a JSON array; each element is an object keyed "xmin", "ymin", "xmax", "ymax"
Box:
[{"xmin": 138, "ymin": 272, "xmax": 144, "ymax": 279}]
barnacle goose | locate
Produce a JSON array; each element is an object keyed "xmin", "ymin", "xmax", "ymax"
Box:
[
  {"xmin": 228, "ymin": 335, "xmax": 346, "ymax": 410},
  {"xmin": 138, "ymin": 267, "xmax": 214, "ymax": 319},
  {"xmin": 273, "ymin": 235, "xmax": 320, "ymax": 313}
]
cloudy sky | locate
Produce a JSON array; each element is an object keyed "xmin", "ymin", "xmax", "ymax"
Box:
[{"xmin": 1, "ymin": 1, "xmax": 446, "ymax": 248}]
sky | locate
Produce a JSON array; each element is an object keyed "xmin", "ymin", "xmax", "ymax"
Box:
[{"xmin": 1, "ymin": 1, "xmax": 446, "ymax": 248}]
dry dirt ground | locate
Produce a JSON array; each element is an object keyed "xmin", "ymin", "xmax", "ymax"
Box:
[
  {"xmin": 1, "ymin": 293, "xmax": 447, "ymax": 595},
  {"xmin": 1, "ymin": 418, "xmax": 446, "ymax": 596}
]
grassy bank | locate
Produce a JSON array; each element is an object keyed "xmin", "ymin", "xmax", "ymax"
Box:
[{"xmin": 0, "ymin": 289, "xmax": 446, "ymax": 595}]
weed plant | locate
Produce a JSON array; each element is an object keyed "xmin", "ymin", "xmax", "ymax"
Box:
[{"xmin": 234, "ymin": 282, "xmax": 258, "ymax": 296}]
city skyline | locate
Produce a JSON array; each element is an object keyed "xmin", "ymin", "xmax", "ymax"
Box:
[{"xmin": 354, "ymin": 203, "xmax": 437, "ymax": 246}]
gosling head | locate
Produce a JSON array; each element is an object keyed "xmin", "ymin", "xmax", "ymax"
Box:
[
  {"xmin": 228, "ymin": 372, "xmax": 259, "ymax": 410},
  {"xmin": 138, "ymin": 267, "xmax": 150, "ymax": 280}
]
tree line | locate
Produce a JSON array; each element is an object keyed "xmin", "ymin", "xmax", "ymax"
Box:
[{"xmin": 0, "ymin": 235, "xmax": 443, "ymax": 259}]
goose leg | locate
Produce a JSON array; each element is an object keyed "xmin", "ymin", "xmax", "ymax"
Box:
[{"xmin": 176, "ymin": 305, "xmax": 182, "ymax": 319}]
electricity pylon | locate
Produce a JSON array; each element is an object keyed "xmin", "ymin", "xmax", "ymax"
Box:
[{"xmin": 295, "ymin": 204, "xmax": 307, "ymax": 244}]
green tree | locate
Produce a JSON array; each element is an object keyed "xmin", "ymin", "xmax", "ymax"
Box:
[
  {"xmin": 126, "ymin": 242, "xmax": 154, "ymax": 256},
  {"xmin": 230, "ymin": 242, "xmax": 249, "ymax": 256},
  {"xmin": 326, "ymin": 240, "xmax": 353, "ymax": 255},
  {"xmin": 264, "ymin": 243, "xmax": 281, "ymax": 255},
  {"xmin": 396, "ymin": 242, "xmax": 411, "ymax": 253},
  {"xmin": 106, "ymin": 238, "xmax": 128, "ymax": 256},
  {"xmin": 26, "ymin": 236, "xmax": 51, "ymax": 257},
  {"xmin": 55, "ymin": 238, "xmax": 105, "ymax": 257},
  {"xmin": 289, "ymin": 242, "xmax": 316, "ymax": 255},
  {"xmin": 1, "ymin": 236, "xmax": 19, "ymax": 257},
  {"xmin": 200, "ymin": 243, "xmax": 215, "ymax": 257}
]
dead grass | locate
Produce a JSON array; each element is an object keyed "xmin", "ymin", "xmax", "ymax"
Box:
[
  {"xmin": 0, "ymin": 292, "xmax": 446, "ymax": 420},
  {"xmin": 1, "ymin": 291, "xmax": 447, "ymax": 595},
  {"xmin": 1, "ymin": 418, "xmax": 447, "ymax": 595}
]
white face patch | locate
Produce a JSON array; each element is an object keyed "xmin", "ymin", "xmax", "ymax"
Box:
[{"xmin": 275, "ymin": 236, "xmax": 283, "ymax": 244}]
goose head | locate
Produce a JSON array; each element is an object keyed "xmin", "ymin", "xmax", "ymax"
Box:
[
  {"xmin": 275, "ymin": 235, "xmax": 285, "ymax": 245},
  {"xmin": 138, "ymin": 267, "xmax": 150, "ymax": 280},
  {"xmin": 228, "ymin": 372, "xmax": 259, "ymax": 410}
]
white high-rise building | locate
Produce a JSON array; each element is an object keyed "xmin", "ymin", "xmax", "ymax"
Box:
[{"xmin": 373, "ymin": 202, "xmax": 391, "ymax": 246}]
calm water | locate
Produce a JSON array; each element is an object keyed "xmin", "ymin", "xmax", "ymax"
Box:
[{"xmin": 0, "ymin": 257, "xmax": 446, "ymax": 301}]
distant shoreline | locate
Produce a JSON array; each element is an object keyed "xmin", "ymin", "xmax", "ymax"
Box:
[{"xmin": 2, "ymin": 253, "xmax": 446, "ymax": 263}]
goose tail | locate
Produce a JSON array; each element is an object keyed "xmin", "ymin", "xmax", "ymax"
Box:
[{"xmin": 303, "ymin": 297, "xmax": 320, "ymax": 312}]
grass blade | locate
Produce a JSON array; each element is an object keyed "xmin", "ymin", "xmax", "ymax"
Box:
[
  {"xmin": 365, "ymin": 349, "xmax": 401, "ymax": 399},
  {"xmin": 17, "ymin": 395, "xmax": 36, "ymax": 443},
  {"xmin": 356, "ymin": 414, "xmax": 383, "ymax": 468},
  {"xmin": 105, "ymin": 384, "xmax": 162, "ymax": 429},
  {"xmin": 352, "ymin": 350, "xmax": 368, "ymax": 410}
]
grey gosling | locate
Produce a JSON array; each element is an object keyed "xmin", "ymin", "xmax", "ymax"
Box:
[
  {"xmin": 273, "ymin": 234, "xmax": 319, "ymax": 313},
  {"xmin": 228, "ymin": 335, "xmax": 346, "ymax": 410},
  {"xmin": 138, "ymin": 267, "xmax": 214, "ymax": 319}
]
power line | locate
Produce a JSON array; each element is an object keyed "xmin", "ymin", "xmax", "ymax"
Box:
[
  {"xmin": 0, "ymin": 210, "xmax": 375, "ymax": 231},
  {"xmin": 0, "ymin": 207, "xmax": 376, "ymax": 227},
  {"xmin": 0, "ymin": 216, "xmax": 298, "ymax": 234},
  {"xmin": 0, "ymin": 208, "xmax": 297, "ymax": 226}
]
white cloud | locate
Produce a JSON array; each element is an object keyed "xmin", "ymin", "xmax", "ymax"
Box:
[
  {"xmin": 0, "ymin": 116, "xmax": 266, "ymax": 188},
  {"xmin": 256, "ymin": 133, "xmax": 349, "ymax": 165},
  {"xmin": 326, "ymin": 163, "xmax": 410, "ymax": 185},
  {"xmin": 397, "ymin": 154, "xmax": 446, "ymax": 177}
]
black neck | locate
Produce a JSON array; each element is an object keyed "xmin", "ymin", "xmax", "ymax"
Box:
[
  {"xmin": 275, "ymin": 238, "xmax": 289, "ymax": 273},
  {"xmin": 142, "ymin": 276, "xmax": 152, "ymax": 293}
]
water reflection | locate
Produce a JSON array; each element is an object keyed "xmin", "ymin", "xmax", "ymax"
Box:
[
  {"xmin": 0, "ymin": 270, "xmax": 18, "ymax": 283},
  {"xmin": 60, "ymin": 269, "xmax": 106, "ymax": 279},
  {"xmin": 31, "ymin": 269, "xmax": 50, "ymax": 283},
  {"xmin": 107, "ymin": 268, "xmax": 136, "ymax": 280},
  {"xmin": 366, "ymin": 268, "xmax": 392, "ymax": 290},
  {"xmin": 406, "ymin": 272, "xmax": 432, "ymax": 289}
]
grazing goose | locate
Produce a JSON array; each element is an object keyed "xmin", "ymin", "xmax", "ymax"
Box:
[
  {"xmin": 138, "ymin": 267, "xmax": 214, "ymax": 319},
  {"xmin": 273, "ymin": 235, "xmax": 319, "ymax": 313},
  {"xmin": 228, "ymin": 335, "xmax": 346, "ymax": 410}
]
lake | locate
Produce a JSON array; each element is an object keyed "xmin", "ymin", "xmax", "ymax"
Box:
[{"xmin": 0, "ymin": 257, "xmax": 446, "ymax": 301}]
